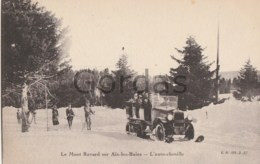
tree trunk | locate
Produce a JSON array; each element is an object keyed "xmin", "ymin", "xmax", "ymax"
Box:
[{"xmin": 21, "ymin": 83, "xmax": 30, "ymax": 132}]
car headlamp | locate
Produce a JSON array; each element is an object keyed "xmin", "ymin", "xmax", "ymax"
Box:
[
  {"xmin": 167, "ymin": 114, "xmax": 173, "ymax": 121},
  {"xmin": 187, "ymin": 115, "xmax": 193, "ymax": 121}
]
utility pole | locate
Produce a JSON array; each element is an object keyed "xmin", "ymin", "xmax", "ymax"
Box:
[
  {"xmin": 215, "ymin": 24, "xmax": 220, "ymax": 102},
  {"xmin": 145, "ymin": 68, "xmax": 149, "ymax": 92}
]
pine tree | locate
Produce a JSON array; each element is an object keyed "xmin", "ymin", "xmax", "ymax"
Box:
[
  {"xmin": 226, "ymin": 79, "xmax": 231, "ymax": 93},
  {"xmin": 169, "ymin": 37, "xmax": 215, "ymax": 110},
  {"xmin": 232, "ymin": 77, "xmax": 239, "ymax": 89},
  {"xmin": 104, "ymin": 54, "xmax": 135, "ymax": 108},
  {"xmin": 237, "ymin": 60, "xmax": 258, "ymax": 100},
  {"xmin": 219, "ymin": 78, "xmax": 226, "ymax": 94}
]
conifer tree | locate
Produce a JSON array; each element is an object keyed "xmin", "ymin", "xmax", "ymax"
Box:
[
  {"xmin": 2, "ymin": 0, "xmax": 70, "ymax": 132},
  {"xmin": 237, "ymin": 60, "xmax": 258, "ymax": 100},
  {"xmin": 170, "ymin": 37, "xmax": 215, "ymax": 110},
  {"xmin": 104, "ymin": 54, "xmax": 135, "ymax": 108}
]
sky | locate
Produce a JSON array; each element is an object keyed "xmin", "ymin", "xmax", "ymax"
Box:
[{"xmin": 35, "ymin": 0, "xmax": 260, "ymax": 75}]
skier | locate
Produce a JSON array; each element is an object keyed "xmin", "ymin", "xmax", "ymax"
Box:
[
  {"xmin": 16, "ymin": 108, "xmax": 22, "ymax": 124},
  {"xmin": 66, "ymin": 104, "xmax": 75, "ymax": 129},
  {"xmin": 83, "ymin": 101, "xmax": 94, "ymax": 130},
  {"xmin": 52, "ymin": 105, "xmax": 59, "ymax": 127}
]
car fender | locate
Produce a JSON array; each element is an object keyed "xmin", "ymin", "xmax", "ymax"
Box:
[{"xmin": 153, "ymin": 117, "xmax": 167, "ymax": 128}]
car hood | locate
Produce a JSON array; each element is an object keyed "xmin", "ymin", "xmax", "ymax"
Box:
[{"xmin": 154, "ymin": 106, "xmax": 175, "ymax": 111}]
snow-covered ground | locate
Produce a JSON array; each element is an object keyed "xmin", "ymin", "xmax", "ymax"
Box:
[{"xmin": 2, "ymin": 95, "xmax": 260, "ymax": 164}]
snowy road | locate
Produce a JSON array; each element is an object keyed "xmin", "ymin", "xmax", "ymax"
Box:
[{"xmin": 2, "ymin": 97, "xmax": 260, "ymax": 164}]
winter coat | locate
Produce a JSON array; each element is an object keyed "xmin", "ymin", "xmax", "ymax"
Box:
[
  {"xmin": 143, "ymin": 100, "xmax": 152, "ymax": 121},
  {"xmin": 66, "ymin": 108, "xmax": 75, "ymax": 120},
  {"xmin": 52, "ymin": 109, "xmax": 59, "ymax": 125},
  {"xmin": 84, "ymin": 107, "xmax": 94, "ymax": 118}
]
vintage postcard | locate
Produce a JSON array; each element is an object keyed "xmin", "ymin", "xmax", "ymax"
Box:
[{"xmin": 1, "ymin": 0, "xmax": 260, "ymax": 164}]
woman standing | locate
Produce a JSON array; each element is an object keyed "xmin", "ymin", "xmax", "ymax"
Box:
[{"xmin": 52, "ymin": 105, "xmax": 59, "ymax": 128}]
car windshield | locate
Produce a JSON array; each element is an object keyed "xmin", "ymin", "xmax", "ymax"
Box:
[{"xmin": 150, "ymin": 94, "xmax": 178, "ymax": 109}]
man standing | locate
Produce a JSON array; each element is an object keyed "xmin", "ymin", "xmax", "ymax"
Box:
[
  {"xmin": 83, "ymin": 101, "xmax": 94, "ymax": 130},
  {"xmin": 135, "ymin": 94, "xmax": 143, "ymax": 118},
  {"xmin": 66, "ymin": 104, "xmax": 75, "ymax": 129},
  {"xmin": 143, "ymin": 96, "xmax": 152, "ymax": 122}
]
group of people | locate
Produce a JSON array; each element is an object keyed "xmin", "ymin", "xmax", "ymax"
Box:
[
  {"xmin": 17, "ymin": 100, "xmax": 95, "ymax": 131},
  {"xmin": 126, "ymin": 92, "xmax": 152, "ymax": 121},
  {"xmin": 16, "ymin": 92, "xmax": 153, "ymax": 131},
  {"xmin": 52, "ymin": 101, "xmax": 95, "ymax": 130}
]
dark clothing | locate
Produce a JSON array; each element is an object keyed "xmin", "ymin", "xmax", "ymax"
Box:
[
  {"xmin": 66, "ymin": 108, "xmax": 75, "ymax": 119},
  {"xmin": 84, "ymin": 107, "xmax": 94, "ymax": 118},
  {"xmin": 143, "ymin": 101, "xmax": 152, "ymax": 121},
  {"xmin": 66, "ymin": 108, "xmax": 74, "ymax": 129},
  {"xmin": 17, "ymin": 111, "xmax": 22, "ymax": 124},
  {"xmin": 134, "ymin": 98, "xmax": 142, "ymax": 118},
  {"xmin": 28, "ymin": 97, "xmax": 35, "ymax": 111},
  {"xmin": 52, "ymin": 109, "xmax": 59, "ymax": 125}
]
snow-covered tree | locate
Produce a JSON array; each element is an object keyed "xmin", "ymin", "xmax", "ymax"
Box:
[
  {"xmin": 237, "ymin": 60, "xmax": 259, "ymax": 100},
  {"xmin": 169, "ymin": 37, "xmax": 215, "ymax": 110},
  {"xmin": 103, "ymin": 54, "xmax": 135, "ymax": 108}
]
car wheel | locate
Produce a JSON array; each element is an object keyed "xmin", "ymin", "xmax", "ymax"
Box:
[
  {"xmin": 185, "ymin": 123, "xmax": 194, "ymax": 140},
  {"xmin": 155, "ymin": 123, "xmax": 165, "ymax": 141}
]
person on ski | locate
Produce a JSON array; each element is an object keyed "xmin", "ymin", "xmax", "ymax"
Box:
[
  {"xmin": 83, "ymin": 101, "xmax": 94, "ymax": 130},
  {"xmin": 52, "ymin": 105, "xmax": 59, "ymax": 126},
  {"xmin": 66, "ymin": 104, "xmax": 75, "ymax": 129}
]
